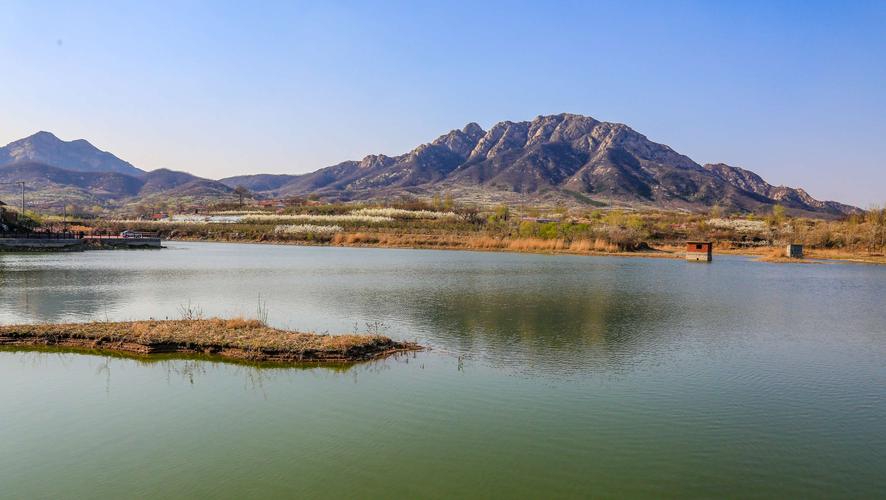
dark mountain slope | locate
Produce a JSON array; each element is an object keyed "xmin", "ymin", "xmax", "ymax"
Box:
[
  {"xmin": 220, "ymin": 174, "xmax": 301, "ymax": 192},
  {"xmin": 0, "ymin": 161, "xmax": 142, "ymax": 196},
  {"xmin": 703, "ymin": 163, "xmax": 857, "ymax": 215},
  {"xmin": 273, "ymin": 122, "xmax": 488, "ymax": 196},
  {"xmin": 0, "ymin": 162, "xmax": 233, "ymax": 211},
  {"xmin": 138, "ymin": 168, "xmax": 232, "ymax": 198}
]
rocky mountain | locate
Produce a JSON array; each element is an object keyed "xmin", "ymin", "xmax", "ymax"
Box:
[
  {"xmin": 0, "ymin": 131, "xmax": 235, "ymax": 211},
  {"xmin": 0, "ymin": 131, "xmax": 144, "ymax": 177},
  {"xmin": 702, "ymin": 163, "xmax": 855, "ymax": 215},
  {"xmin": 228, "ymin": 114, "xmax": 857, "ymax": 216},
  {"xmin": 1, "ymin": 116, "xmax": 861, "ymax": 216}
]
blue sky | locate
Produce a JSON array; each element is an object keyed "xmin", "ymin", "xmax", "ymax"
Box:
[{"xmin": 1, "ymin": 0, "xmax": 884, "ymax": 206}]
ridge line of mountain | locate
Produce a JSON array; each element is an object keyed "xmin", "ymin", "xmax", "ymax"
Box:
[
  {"xmin": 219, "ymin": 113, "xmax": 858, "ymax": 216},
  {"xmin": 0, "ymin": 114, "xmax": 861, "ymax": 216}
]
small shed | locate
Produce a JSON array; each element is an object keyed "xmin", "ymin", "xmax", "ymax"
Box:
[
  {"xmin": 786, "ymin": 244, "xmax": 803, "ymax": 259},
  {"xmin": 686, "ymin": 241, "xmax": 713, "ymax": 262}
]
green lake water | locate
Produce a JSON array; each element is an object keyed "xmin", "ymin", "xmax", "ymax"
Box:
[{"xmin": 1, "ymin": 242, "xmax": 884, "ymax": 498}]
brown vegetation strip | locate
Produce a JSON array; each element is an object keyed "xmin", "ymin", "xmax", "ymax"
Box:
[{"xmin": 0, "ymin": 318, "xmax": 420, "ymax": 363}]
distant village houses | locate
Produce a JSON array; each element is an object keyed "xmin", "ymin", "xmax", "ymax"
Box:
[{"xmin": 256, "ymin": 199, "xmax": 287, "ymax": 209}]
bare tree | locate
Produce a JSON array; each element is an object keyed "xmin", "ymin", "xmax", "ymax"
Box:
[
  {"xmin": 867, "ymin": 205, "xmax": 886, "ymax": 252},
  {"xmin": 234, "ymin": 185, "xmax": 252, "ymax": 208}
]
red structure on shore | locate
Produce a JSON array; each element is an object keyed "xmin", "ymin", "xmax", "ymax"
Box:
[{"xmin": 686, "ymin": 241, "xmax": 713, "ymax": 262}]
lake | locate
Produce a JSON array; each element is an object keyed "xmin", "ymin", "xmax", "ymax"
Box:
[{"xmin": 1, "ymin": 242, "xmax": 884, "ymax": 498}]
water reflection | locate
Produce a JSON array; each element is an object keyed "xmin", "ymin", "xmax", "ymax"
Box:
[
  {"xmin": 0, "ymin": 258, "xmax": 127, "ymax": 322},
  {"xmin": 1, "ymin": 347, "xmax": 424, "ymax": 392},
  {"xmin": 367, "ymin": 286, "xmax": 688, "ymax": 373},
  {"xmin": 2, "ymin": 243, "xmax": 885, "ymax": 378},
  {"xmin": 2, "ymin": 244, "xmax": 886, "ymax": 498}
]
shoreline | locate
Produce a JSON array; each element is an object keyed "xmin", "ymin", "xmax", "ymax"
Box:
[
  {"xmin": 161, "ymin": 235, "xmax": 886, "ymax": 265},
  {"xmin": 0, "ymin": 318, "xmax": 421, "ymax": 365},
  {"xmin": 165, "ymin": 235, "xmax": 684, "ymax": 260}
]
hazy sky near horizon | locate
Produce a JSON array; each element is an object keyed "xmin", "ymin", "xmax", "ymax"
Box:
[{"xmin": 1, "ymin": 0, "xmax": 884, "ymax": 206}]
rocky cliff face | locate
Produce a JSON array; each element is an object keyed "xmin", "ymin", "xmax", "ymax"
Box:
[
  {"xmin": 702, "ymin": 163, "xmax": 856, "ymax": 214},
  {"xmin": 235, "ymin": 114, "xmax": 857, "ymax": 216}
]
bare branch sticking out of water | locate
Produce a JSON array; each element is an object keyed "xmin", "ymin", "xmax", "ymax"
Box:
[{"xmin": 178, "ymin": 300, "xmax": 204, "ymax": 321}]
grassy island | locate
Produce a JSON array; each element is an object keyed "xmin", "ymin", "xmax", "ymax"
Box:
[{"xmin": 0, "ymin": 318, "xmax": 419, "ymax": 364}]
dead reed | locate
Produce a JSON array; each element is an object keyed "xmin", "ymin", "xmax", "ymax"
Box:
[{"xmin": 0, "ymin": 318, "xmax": 419, "ymax": 363}]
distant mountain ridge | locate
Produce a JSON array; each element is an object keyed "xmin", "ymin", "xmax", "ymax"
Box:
[
  {"xmin": 0, "ymin": 161, "xmax": 235, "ymax": 211},
  {"xmin": 221, "ymin": 114, "xmax": 858, "ymax": 216},
  {"xmin": 0, "ymin": 131, "xmax": 238, "ymax": 210},
  {"xmin": 0, "ymin": 131, "xmax": 144, "ymax": 177},
  {"xmin": 0, "ymin": 116, "xmax": 861, "ymax": 216}
]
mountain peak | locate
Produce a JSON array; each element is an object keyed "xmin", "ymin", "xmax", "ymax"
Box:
[
  {"xmin": 263, "ymin": 113, "xmax": 857, "ymax": 217},
  {"xmin": 0, "ymin": 131, "xmax": 144, "ymax": 177},
  {"xmin": 30, "ymin": 130, "xmax": 61, "ymax": 140},
  {"xmin": 462, "ymin": 122, "xmax": 484, "ymax": 137},
  {"xmin": 430, "ymin": 124, "xmax": 486, "ymax": 159}
]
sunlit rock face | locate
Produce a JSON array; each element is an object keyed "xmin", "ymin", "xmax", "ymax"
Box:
[{"xmin": 237, "ymin": 113, "xmax": 857, "ymax": 216}]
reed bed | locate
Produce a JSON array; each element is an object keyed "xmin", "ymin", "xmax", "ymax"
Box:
[
  {"xmin": 330, "ymin": 232, "xmax": 645, "ymax": 255},
  {"xmin": 0, "ymin": 318, "xmax": 419, "ymax": 363}
]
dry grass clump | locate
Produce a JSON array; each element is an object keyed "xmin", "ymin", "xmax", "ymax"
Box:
[
  {"xmin": 756, "ymin": 247, "xmax": 813, "ymax": 264},
  {"xmin": 569, "ymin": 239, "xmax": 622, "ymax": 253},
  {"xmin": 803, "ymin": 248, "xmax": 886, "ymax": 264},
  {"xmin": 0, "ymin": 318, "xmax": 418, "ymax": 363},
  {"xmin": 328, "ymin": 232, "xmax": 648, "ymax": 255}
]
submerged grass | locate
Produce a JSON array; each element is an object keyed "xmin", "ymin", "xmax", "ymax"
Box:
[{"xmin": 0, "ymin": 318, "xmax": 419, "ymax": 364}]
